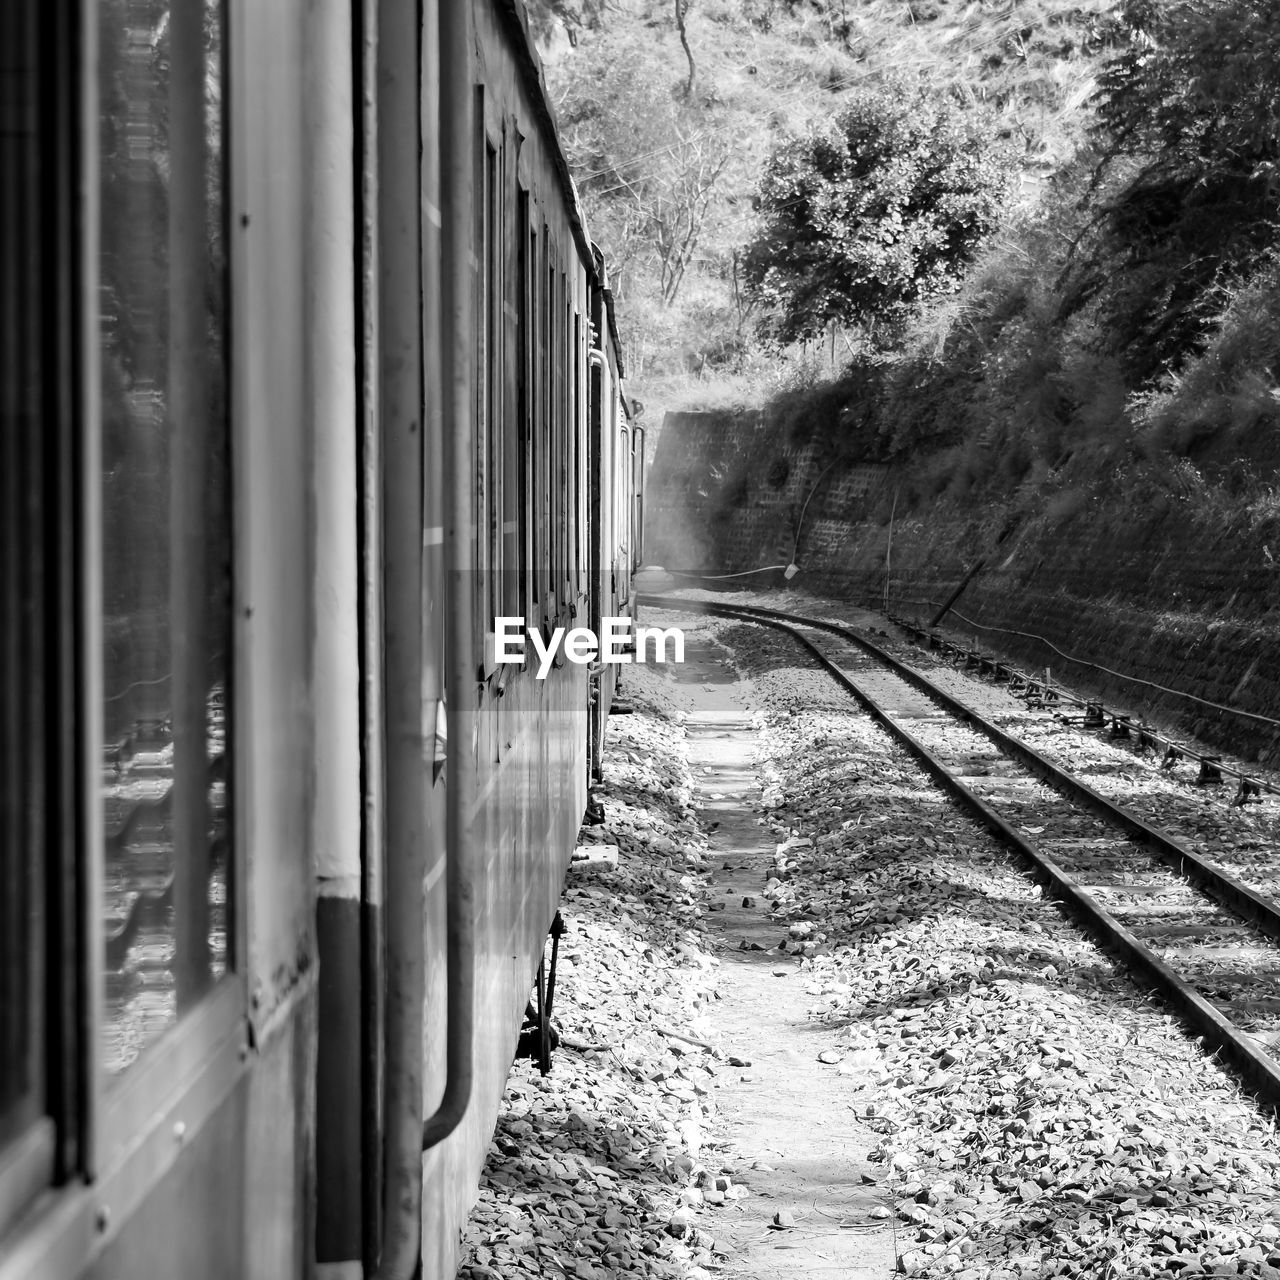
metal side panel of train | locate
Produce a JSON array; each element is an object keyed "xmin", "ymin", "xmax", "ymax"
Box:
[
  {"xmin": 0, "ymin": 2, "xmax": 635, "ymax": 1279},
  {"xmin": 415, "ymin": 4, "xmax": 594, "ymax": 1278}
]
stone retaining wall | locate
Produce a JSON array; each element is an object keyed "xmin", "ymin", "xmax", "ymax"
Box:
[{"xmin": 646, "ymin": 410, "xmax": 1280, "ymax": 764}]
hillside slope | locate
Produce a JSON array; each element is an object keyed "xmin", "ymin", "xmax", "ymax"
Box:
[{"xmin": 528, "ymin": 0, "xmax": 1116, "ymax": 393}]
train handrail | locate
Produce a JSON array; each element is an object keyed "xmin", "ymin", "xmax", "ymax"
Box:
[
  {"xmin": 372, "ymin": 1, "xmax": 476, "ymax": 1277},
  {"xmin": 422, "ymin": 0, "xmax": 476, "ymax": 1159},
  {"xmin": 372, "ymin": 0, "xmax": 431, "ymax": 1274}
]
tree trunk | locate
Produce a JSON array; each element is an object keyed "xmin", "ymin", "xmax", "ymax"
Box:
[{"xmin": 674, "ymin": 0, "xmax": 695, "ymax": 99}]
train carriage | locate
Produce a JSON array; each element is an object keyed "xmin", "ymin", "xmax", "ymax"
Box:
[{"xmin": 0, "ymin": 2, "xmax": 638, "ymax": 1279}]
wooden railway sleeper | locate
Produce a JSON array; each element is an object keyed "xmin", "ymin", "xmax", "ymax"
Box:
[
  {"xmin": 1235, "ymin": 778, "xmax": 1263, "ymax": 807},
  {"xmin": 1109, "ymin": 713, "xmax": 1133, "ymax": 739},
  {"xmin": 892, "ymin": 611, "xmax": 1279, "ymax": 808},
  {"xmin": 1198, "ymin": 756, "xmax": 1224, "ymax": 785},
  {"xmin": 1056, "ymin": 702, "xmax": 1105, "ymax": 727}
]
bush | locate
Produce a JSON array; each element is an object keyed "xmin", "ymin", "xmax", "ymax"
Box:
[
  {"xmin": 742, "ymin": 82, "xmax": 1014, "ymax": 346},
  {"xmin": 1131, "ymin": 257, "xmax": 1280, "ymax": 459},
  {"xmin": 1080, "ymin": 0, "xmax": 1280, "ymax": 376}
]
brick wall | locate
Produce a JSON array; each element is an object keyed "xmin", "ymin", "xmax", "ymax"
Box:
[
  {"xmin": 646, "ymin": 411, "xmax": 1280, "ymax": 764},
  {"xmin": 645, "ymin": 408, "xmax": 891, "ymax": 570}
]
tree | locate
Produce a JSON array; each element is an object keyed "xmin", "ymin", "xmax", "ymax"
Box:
[
  {"xmin": 557, "ymin": 47, "xmax": 733, "ymax": 309},
  {"xmin": 674, "ymin": 0, "xmax": 695, "ymax": 99},
  {"xmin": 1079, "ymin": 0, "xmax": 1280, "ymax": 375},
  {"xmin": 741, "ymin": 85, "xmax": 1012, "ymax": 347},
  {"xmin": 524, "ymin": 0, "xmax": 610, "ymax": 47},
  {"xmin": 1095, "ymin": 0, "xmax": 1280, "ymax": 175}
]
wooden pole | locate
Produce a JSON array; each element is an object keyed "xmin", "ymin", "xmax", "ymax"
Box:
[
  {"xmin": 883, "ymin": 487, "xmax": 898, "ymax": 614},
  {"xmin": 929, "ymin": 557, "xmax": 986, "ymax": 628}
]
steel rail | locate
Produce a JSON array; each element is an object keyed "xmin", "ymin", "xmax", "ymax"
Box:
[
  {"xmin": 643, "ymin": 593, "xmax": 1280, "ymax": 1107},
  {"xmin": 651, "ymin": 595, "xmax": 1280, "ymax": 943}
]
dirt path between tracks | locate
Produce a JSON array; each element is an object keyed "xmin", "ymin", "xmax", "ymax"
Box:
[{"xmin": 676, "ymin": 636, "xmax": 900, "ymax": 1280}]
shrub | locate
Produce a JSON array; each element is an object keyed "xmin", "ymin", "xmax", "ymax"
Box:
[{"xmin": 742, "ymin": 81, "xmax": 1014, "ymax": 346}]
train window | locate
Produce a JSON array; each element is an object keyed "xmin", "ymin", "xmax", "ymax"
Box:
[
  {"xmin": 573, "ymin": 311, "xmax": 583, "ymax": 600},
  {"xmin": 474, "ymin": 109, "xmax": 494, "ymax": 669},
  {"xmin": 565, "ymin": 292, "xmax": 574, "ymax": 601},
  {"xmin": 556, "ymin": 269, "xmax": 565, "ymax": 606},
  {"xmin": 549, "ymin": 263, "xmax": 560, "ymax": 609},
  {"xmin": 530, "ymin": 220, "xmax": 541, "ymax": 618},
  {"xmin": 1, "ymin": 0, "xmax": 52, "ymax": 1171},
  {"xmin": 98, "ymin": 0, "xmax": 232, "ymax": 1075},
  {"xmin": 517, "ymin": 191, "xmax": 531, "ymax": 621},
  {"xmin": 535, "ymin": 227, "xmax": 548, "ymax": 615},
  {"xmin": 545, "ymin": 253, "xmax": 555, "ymax": 609},
  {"xmin": 617, "ymin": 424, "xmax": 631, "ymax": 602},
  {"xmin": 473, "ymin": 104, "xmax": 486, "ymax": 647},
  {"xmin": 486, "ymin": 140, "xmax": 501, "ymax": 650},
  {"xmin": 501, "ymin": 168, "xmax": 518, "ymax": 624}
]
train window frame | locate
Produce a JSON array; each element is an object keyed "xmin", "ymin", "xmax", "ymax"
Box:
[
  {"xmin": 516, "ymin": 188, "xmax": 532, "ymax": 631},
  {"xmin": 487, "ymin": 134, "xmax": 501, "ymax": 650},
  {"xmin": 573, "ymin": 310, "xmax": 584, "ymax": 605},
  {"xmin": 617, "ymin": 420, "xmax": 631, "ymax": 605},
  {"xmin": 0, "ymin": 0, "xmax": 251, "ymax": 1269},
  {"xmin": 0, "ymin": 0, "xmax": 74, "ymax": 1238},
  {"xmin": 500, "ymin": 133, "xmax": 519, "ymax": 632},
  {"xmin": 474, "ymin": 88, "xmax": 499, "ymax": 684},
  {"xmin": 529, "ymin": 218, "xmax": 542, "ymax": 625},
  {"xmin": 563, "ymin": 286, "xmax": 574, "ymax": 607},
  {"xmin": 547, "ymin": 257, "xmax": 559, "ymax": 617},
  {"xmin": 545, "ymin": 243, "xmax": 555, "ymax": 619},
  {"xmin": 555, "ymin": 267, "xmax": 568, "ymax": 612},
  {"xmin": 90, "ymin": 0, "xmax": 248, "ymax": 1181}
]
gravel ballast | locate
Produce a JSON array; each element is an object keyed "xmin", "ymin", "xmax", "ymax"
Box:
[
  {"xmin": 458, "ymin": 658, "xmax": 730, "ymax": 1280},
  {"xmin": 458, "ymin": 603, "xmax": 1280, "ymax": 1280},
  {"xmin": 720, "ymin": 613, "xmax": 1280, "ymax": 1280}
]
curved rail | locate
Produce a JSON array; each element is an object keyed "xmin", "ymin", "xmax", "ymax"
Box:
[{"xmin": 643, "ymin": 593, "xmax": 1280, "ymax": 1108}]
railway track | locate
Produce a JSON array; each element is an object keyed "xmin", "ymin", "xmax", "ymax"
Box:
[{"xmin": 643, "ymin": 593, "xmax": 1280, "ymax": 1108}]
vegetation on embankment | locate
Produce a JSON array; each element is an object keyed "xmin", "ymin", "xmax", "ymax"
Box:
[
  {"xmin": 747, "ymin": 8, "xmax": 1280, "ymax": 526},
  {"xmin": 534, "ymin": 2, "xmax": 1280, "ymax": 538},
  {"xmin": 528, "ymin": 0, "xmax": 1117, "ymax": 446}
]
